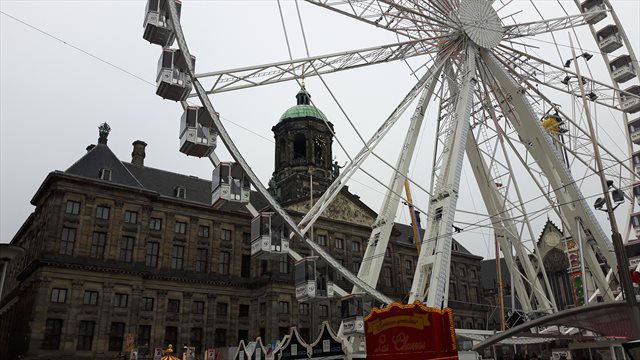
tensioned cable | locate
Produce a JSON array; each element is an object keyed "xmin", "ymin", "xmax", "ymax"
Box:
[{"xmin": 0, "ymin": 11, "xmax": 276, "ymax": 145}]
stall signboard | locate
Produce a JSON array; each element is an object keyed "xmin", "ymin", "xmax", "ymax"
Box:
[{"xmin": 365, "ymin": 302, "xmax": 459, "ymax": 360}]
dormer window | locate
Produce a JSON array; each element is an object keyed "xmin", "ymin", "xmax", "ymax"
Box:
[
  {"xmin": 174, "ymin": 186, "xmax": 186, "ymax": 199},
  {"xmin": 98, "ymin": 168, "xmax": 112, "ymax": 181}
]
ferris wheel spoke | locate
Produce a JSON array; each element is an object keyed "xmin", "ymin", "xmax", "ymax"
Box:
[
  {"xmin": 194, "ymin": 37, "xmax": 448, "ymax": 95},
  {"xmin": 494, "ymin": 46, "xmax": 640, "ymax": 111},
  {"xmin": 481, "ymin": 49, "xmax": 616, "ymax": 300},
  {"xmin": 502, "ymin": 12, "xmax": 601, "ymax": 39},
  {"xmin": 304, "ymin": 0, "xmax": 452, "ymax": 39}
]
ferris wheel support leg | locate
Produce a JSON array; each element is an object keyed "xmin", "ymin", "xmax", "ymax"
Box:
[
  {"xmin": 354, "ymin": 66, "xmax": 442, "ymax": 293},
  {"xmin": 480, "ymin": 49, "xmax": 615, "ymax": 301},
  {"xmin": 409, "ymin": 47, "xmax": 478, "ymax": 307}
]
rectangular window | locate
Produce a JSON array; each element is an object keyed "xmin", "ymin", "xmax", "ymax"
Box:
[
  {"xmin": 190, "ymin": 327, "xmax": 203, "ymax": 354},
  {"xmin": 319, "ymin": 304, "xmax": 329, "ymax": 317},
  {"xmin": 90, "ymin": 231, "xmax": 106, "ymax": 259},
  {"xmin": 50, "ymin": 288, "xmax": 67, "ymax": 303},
  {"xmin": 142, "ymin": 297, "xmax": 154, "ymax": 311},
  {"xmin": 150, "ymin": 217, "xmax": 162, "ymax": 231},
  {"xmin": 259, "ymin": 302, "xmax": 266, "ymax": 316},
  {"xmin": 196, "ymin": 248, "xmax": 208, "ymax": 272},
  {"xmin": 83, "ymin": 290, "xmax": 98, "ymax": 305},
  {"xmin": 168, "ymin": 299, "xmax": 180, "ymax": 313},
  {"xmin": 238, "ymin": 330, "xmax": 249, "ymax": 343},
  {"xmin": 120, "ymin": 236, "xmax": 135, "ymax": 262},
  {"xmin": 77, "ymin": 321, "xmax": 95, "ymax": 351},
  {"xmin": 219, "ymin": 251, "xmax": 230, "ymax": 275},
  {"xmin": 175, "ymin": 186, "xmax": 186, "ymax": 199},
  {"xmin": 405, "ymin": 259, "xmax": 413, "ymax": 272},
  {"xmin": 164, "ymin": 326, "xmax": 178, "ymax": 348},
  {"xmin": 109, "ymin": 322, "xmax": 125, "ymax": 351},
  {"xmin": 99, "ymin": 168, "xmax": 112, "ymax": 181},
  {"xmin": 192, "ymin": 301, "xmax": 205, "ymax": 314},
  {"xmin": 138, "ymin": 325, "xmax": 151, "ymax": 348},
  {"xmin": 278, "ymin": 301, "xmax": 289, "ymax": 314},
  {"xmin": 385, "ymin": 248, "xmax": 391, "ymax": 257},
  {"xmin": 335, "ymin": 238, "xmax": 344, "ymax": 249},
  {"xmin": 198, "ymin": 225, "xmax": 210, "ymax": 238},
  {"xmin": 279, "ymin": 327, "xmax": 289, "ymax": 340},
  {"xmin": 299, "ymin": 303, "xmax": 309, "ymax": 316},
  {"xmin": 59, "ymin": 227, "xmax": 76, "ymax": 255},
  {"xmin": 175, "ymin": 221, "xmax": 187, "ymax": 234},
  {"xmin": 171, "ymin": 245, "xmax": 184, "ymax": 270},
  {"xmin": 352, "ymin": 261, "xmax": 360, "ymax": 274},
  {"xmin": 260, "ymin": 259, "xmax": 268, "ymax": 275},
  {"xmin": 384, "ymin": 267, "xmax": 392, "ymax": 287},
  {"xmin": 145, "ymin": 241, "xmax": 159, "ymax": 267},
  {"xmin": 351, "ymin": 241, "xmax": 361, "ymax": 252},
  {"xmin": 96, "ymin": 205, "xmax": 110, "ymax": 220},
  {"xmin": 65, "ymin": 200, "xmax": 81, "ymax": 215},
  {"xmin": 241, "ymin": 255, "xmax": 251, "ymax": 278},
  {"xmin": 216, "ymin": 302, "xmax": 228, "ymax": 317},
  {"xmin": 42, "ymin": 319, "xmax": 63, "ymax": 349},
  {"xmin": 114, "ymin": 293, "xmax": 128, "ymax": 308},
  {"xmin": 242, "ymin": 232, "xmax": 251, "ymax": 245},
  {"xmin": 316, "ymin": 234, "xmax": 327, "ymax": 246},
  {"xmin": 279, "ymin": 257, "xmax": 289, "ymax": 274},
  {"xmin": 239, "ymin": 304, "xmax": 249, "ymax": 318},
  {"xmin": 124, "ymin": 210, "xmax": 138, "ymax": 224},
  {"xmin": 214, "ymin": 329, "xmax": 227, "ymax": 348},
  {"xmin": 300, "ymin": 328, "xmax": 310, "ymax": 343},
  {"xmin": 220, "ymin": 229, "xmax": 232, "ymax": 242}
]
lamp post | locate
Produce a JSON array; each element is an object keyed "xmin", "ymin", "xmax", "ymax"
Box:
[{"xmin": 569, "ymin": 36, "xmax": 640, "ymax": 338}]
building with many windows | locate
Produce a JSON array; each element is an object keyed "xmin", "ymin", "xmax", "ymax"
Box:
[{"xmin": 0, "ymin": 87, "xmax": 488, "ymax": 359}]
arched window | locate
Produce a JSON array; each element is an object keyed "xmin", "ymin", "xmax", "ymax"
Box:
[
  {"xmin": 314, "ymin": 142, "xmax": 324, "ymax": 165},
  {"xmin": 278, "ymin": 139, "xmax": 286, "ymax": 164},
  {"xmin": 293, "ymin": 133, "xmax": 306, "ymax": 159}
]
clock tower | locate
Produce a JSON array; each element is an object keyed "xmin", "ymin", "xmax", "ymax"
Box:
[{"xmin": 271, "ymin": 84, "xmax": 335, "ymax": 203}]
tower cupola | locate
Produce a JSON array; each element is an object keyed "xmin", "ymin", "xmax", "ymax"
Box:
[{"xmin": 271, "ymin": 84, "xmax": 335, "ymax": 203}]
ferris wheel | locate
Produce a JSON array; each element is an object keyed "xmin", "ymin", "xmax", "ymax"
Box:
[{"xmin": 142, "ymin": 0, "xmax": 640, "ymax": 333}]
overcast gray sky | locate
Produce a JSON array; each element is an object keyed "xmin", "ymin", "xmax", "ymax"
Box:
[{"xmin": 1, "ymin": 0, "xmax": 639, "ymax": 259}]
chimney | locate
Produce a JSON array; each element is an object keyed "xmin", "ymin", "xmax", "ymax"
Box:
[
  {"xmin": 131, "ymin": 140, "xmax": 147, "ymax": 166},
  {"xmin": 86, "ymin": 144, "xmax": 96, "ymax": 152}
]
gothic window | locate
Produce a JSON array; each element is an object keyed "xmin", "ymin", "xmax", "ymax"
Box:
[{"xmin": 293, "ymin": 133, "xmax": 306, "ymax": 159}]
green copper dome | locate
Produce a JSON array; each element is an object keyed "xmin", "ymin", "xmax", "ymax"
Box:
[
  {"xmin": 280, "ymin": 104, "xmax": 327, "ymax": 121},
  {"xmin": 279, "ymin": 84, "xmax": 327, "ymax": 121}
]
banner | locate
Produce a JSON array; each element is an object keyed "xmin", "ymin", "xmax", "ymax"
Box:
[{"xmin": 365, "ymin": 302, "xmax": 459, "ymax": 360}]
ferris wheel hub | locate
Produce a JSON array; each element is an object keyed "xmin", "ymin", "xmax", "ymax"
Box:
[{"xmin": 458, "ymin": 0, "xmax": 503, "ymax": 49}]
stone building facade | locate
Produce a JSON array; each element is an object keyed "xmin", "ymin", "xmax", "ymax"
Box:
[{"xmin": 0, "ymin": 87, "xmax": 488, "ymax": 359}]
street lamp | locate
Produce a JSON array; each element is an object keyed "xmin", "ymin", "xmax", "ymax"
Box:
[
  {"xmin": 564, "ymin": 52, "xmax": 594, "ymax": 68},
  {"xmin": 594, "ymin": 180, "xmax": 625, "ymax": 212}
]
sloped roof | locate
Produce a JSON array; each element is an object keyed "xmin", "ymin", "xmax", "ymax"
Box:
[
  {"xmin": 66, "ymin": 144, "xmax": 143, "ymax": 188},
  {"xmin": 124, "ymin": 163, "xmax": 211, "ymax": 204}
]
